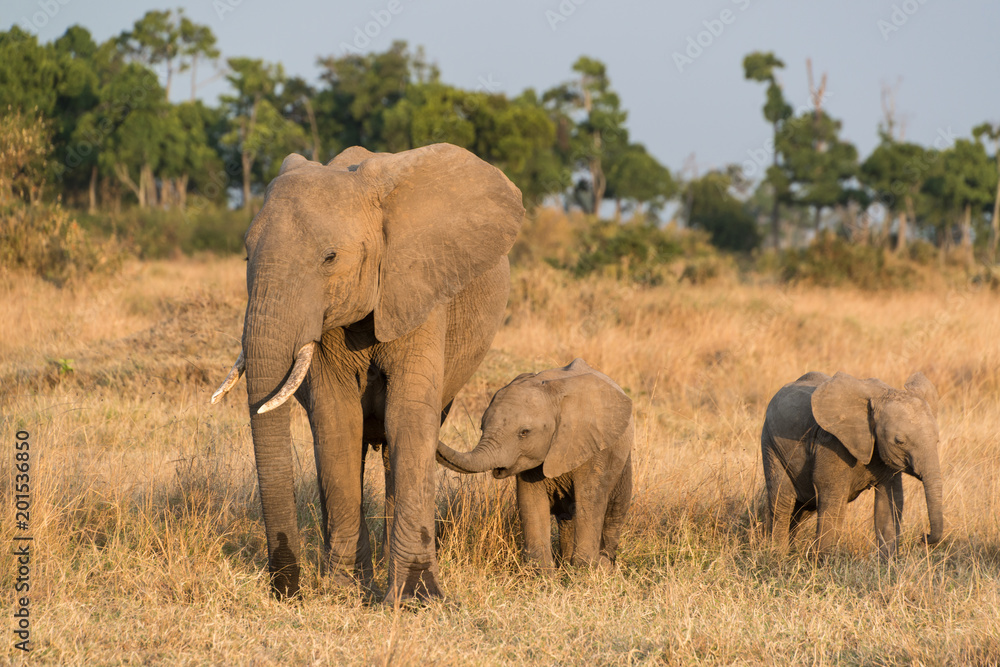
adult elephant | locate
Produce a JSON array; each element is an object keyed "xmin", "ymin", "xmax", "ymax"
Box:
[
  {"xmin": 212, "ymin": 143, "xmax": 524, "ymax": 603},
  {"xmin": 761, "ymin": 371, "xmax": 944, "ymax": 559}
]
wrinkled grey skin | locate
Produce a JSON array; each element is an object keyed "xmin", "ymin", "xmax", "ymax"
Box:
[
  {"xmin": 437, "ymin": 359, "xmax": 633, "ymax": 567},
  {"xmin": 761, "ymin": 371, "xmax": 944, "ymax": 559},
  {"xmin": 220, "ymin": 144, "xmax": 523, "ymax": 602}
]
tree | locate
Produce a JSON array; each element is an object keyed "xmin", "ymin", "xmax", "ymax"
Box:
[
  {"xmin": 117, "ymin": 10, "xmax": 181, "ymax": 98},
  {"xmin": 860, "ymin": 140, "xmax": 929, "ymax": 251},
  {"xmin": 743, "ymin": 51, "xmax": 792, "ymax": 248},
  {"xmin": 777, "ymin": 109, "xmax": 858, "ymax": 236},
  {"xmin": 685, "ymin": 170, "xmax": 761, "ymax": 252},
  {"xmin": 972, "ymin": 122, "xmax": 1000, "ymax": 261},
  {"xmin": 117, "ymin": 9, "xmax": 218, "ymax": 101},
  {"xmin": 939, "ymin": 139, "xmax": 996, "ymax": 262},
  {"xmin": 178, "ymin": 14, "xmax": 220, "ymax": 102},
  {"xmin": 221, "ymin": 57, "xmax": 307, "ymax": 209},
  {"xmin": 604, "ymin": 143, "xmax": 676, "ymax": 219},
  {"xmin": 544, "ymin": 56, "xmax": 629, "ymax": 215},
  {"xmin": 315, "ymin": 41, "xmax": 420, "ymax": 154}
]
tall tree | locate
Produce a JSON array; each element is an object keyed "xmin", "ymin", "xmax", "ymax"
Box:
[
  {"xmin": 777, "ymin": 109, "xmax": 858, "ymax": 236},
  {"xmin": 685, "ymin": 170, "xmax": 761, "ymax": 252},
  {"xmin": 604, "ymin": 143, "xmax": 675, "ymax": 220},
  {"xmin": 221, "ymin": 57, "xmax": 306, "ymax": 209},
  {"xmin": 743, "ymin": 51, "xmax": 792, "ymax": 248},
  {"xmin": 972, "ymin": 122, "xmax": 1000, "ymax": 261},
  {"xmin": 939, "ymin": 139, "xmax": 996, "ymax": 262},
  {"xmin": 860, "ymin": 140, "xmax": 928, "ymax": 251},
  {"xmin": 178, "ymin": 15, "xmax": 220, "ymax": 102},
  {"xmin": 315, "ymin": 40, "xmax": 420, "ymax": 153},
  {"xmin": 544, "ymin": 56, "xmax": 629, "ymax": 215}
]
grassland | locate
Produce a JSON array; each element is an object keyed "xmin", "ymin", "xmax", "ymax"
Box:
[{"xmin": 1, "ymin": 256, "xmax": 999, "ymax": 665}]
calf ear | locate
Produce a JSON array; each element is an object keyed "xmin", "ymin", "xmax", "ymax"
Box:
[
  {"xmin": 811, "ymin": 372, "xmax": 876, "ymax": 465},
  {"xmin": 904, "ymin": 372, "xmax": 939, "ymax": 417},
  {"xmin": 541, "ymin": 373, "xmax": 632, "ymax": 479}
]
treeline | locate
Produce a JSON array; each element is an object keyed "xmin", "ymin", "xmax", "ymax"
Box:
[{"xmin": 1, "ymin": 9, "xmax": 998, "ymax": 267}]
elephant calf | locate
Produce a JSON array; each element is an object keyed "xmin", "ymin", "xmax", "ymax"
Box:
[
  {"xmin": 761, "ymin": 371, "xmax": 944, "ymax": 559},
  {"xmin": 437, "ymin": 359, "xmax": 633, "ymax": 568}
]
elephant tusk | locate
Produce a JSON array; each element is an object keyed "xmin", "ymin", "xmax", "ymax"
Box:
[
  {"xmin": 257, "ymin": 342, "xmax": 316, "ymax": 415},
  {"xmin": 211, "ymin": 350, "xmax": 246, "ymax": 404}
]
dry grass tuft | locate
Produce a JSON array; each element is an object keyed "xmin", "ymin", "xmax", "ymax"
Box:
[{"xmin": 1, "ymin": 257, "xmax": 999, "ymax": 664}]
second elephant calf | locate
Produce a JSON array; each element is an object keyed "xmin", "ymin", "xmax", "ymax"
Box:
[{"xmin": 437, "ymin": 359, "xmax": 633, "ymax": 567}]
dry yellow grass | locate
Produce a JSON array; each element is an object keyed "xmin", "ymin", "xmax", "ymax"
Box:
[{"xmin": 1, "ymin": 257, "xmax": 999, "ymax": 665}]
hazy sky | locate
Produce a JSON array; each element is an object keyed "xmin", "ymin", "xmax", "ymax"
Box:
[{"xmin": 7, "ymin": 0, "xmax": 999, "ymax": 175}]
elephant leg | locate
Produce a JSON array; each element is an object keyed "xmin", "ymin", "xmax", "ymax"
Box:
[
  {"xmin": 518, "ymin": 479, "xmax": 555, "ymax": 568},
  {"xmin": 767, "ymin": 474, "xmax": 797, "ymax": 555},
  {"xmin": 379, "ymin": 442, "xmax": 394, "ymax": 566},
  {"xmin": 874, "ymin": 474, "xmax": 904, "ymax": 560},
  {"xmin": 569, "ymin": 474, "xmax": 611, "ymax": 567},
  {"xmin": 306, "ymin": 381, "xmax": 372, "ymax": 588},
  {"xmin": 788, "ymin": 501, "xmax": 811, "ymax": 541},
  {"xmin": 599, "ymin": 456, "xmax": 632, "ymax": 566},
  {"xmin": 557, "ymin": 517, "xmax": 575, "ymax": 566},
  {"xmin": 815, "ymin": 487, "xmax": 848, "ymax": 556},
  {"xmin": 382, "ymin": 354, "xmax": 446, "ymax": 603}
]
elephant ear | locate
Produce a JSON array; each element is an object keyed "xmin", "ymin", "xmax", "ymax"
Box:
[
  {"xmin": 355, "ymin": 144, "xmax": 525, "ymax": 342},
  {"xmin": 904, "ymin": 372, "xmax": 939, "ymax": 417},
  {"xmin": 811, "ymin": 372, "xmax": 876, "ymax": 465},
  {"xmin": 541, "ymin": 372, "xmax": 632, "ymax": 479}
]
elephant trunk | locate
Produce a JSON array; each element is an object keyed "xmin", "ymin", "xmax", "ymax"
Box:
[
  {"xmin": 914, "ymin": 447, "xmax": 945, "ymax": 545},
  {"xmin": 243, "ymin": 277, "xmax": 319, "ymax": 599},
  {"xmin": 436, "ymin": 438, "xmax": 511, "ymax": 476}
]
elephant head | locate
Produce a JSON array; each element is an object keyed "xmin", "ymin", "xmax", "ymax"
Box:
[
  {"xmin": 437, "ymin": 360, "xmax": 632, "ymax": 480},
  {"xmin": 212, "ymin": 143, "xmax": 523, "ymax": 597},
  {"xmin": 811, "ymin": 371, "xmax": 944, "ymax": 544}
]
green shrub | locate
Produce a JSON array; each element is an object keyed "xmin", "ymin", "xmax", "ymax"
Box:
[
  {"xmin": 775, "ymin": 231, "xmax": 919, "ymax": 289},
  {"xmin": 570, "ymin": 219, "xmax": 716, "ymax": 285},
  {"xmin": 0, "ymin": 203, "xmax": 131, "ymax": 285},
  {"xmin": 78, "ymin": 203, "xmax": 252, "ymax": 258}
]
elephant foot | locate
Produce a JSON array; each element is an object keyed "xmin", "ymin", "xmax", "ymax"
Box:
[
  {"xmin": 269, "ymin": 533, "xmax": 301, "ymax": 600},
  {"xmin": 597, "ymin": 552, "xmax": 618, "ymax": 570},
  {"xmin": 269, "ymin": 563, "xmax": 301, "ymax": 601},
  {"xmin": 383, "ymin": 568, "xmax": 444, "ymax": 606}
]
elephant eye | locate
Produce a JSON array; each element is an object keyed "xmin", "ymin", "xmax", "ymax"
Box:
[
  {"xmin": 518, "ymin": 428, "xmax": 530, "ymax": 438},
  {"xmin": 323, "ymin": 251, "xmax": 337, "ymax": 265},
  {"xmin": 894, "ymin": 436, "xmax": 905, "ymax": 445}
]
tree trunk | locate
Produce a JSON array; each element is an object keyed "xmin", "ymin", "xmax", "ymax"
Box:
[
  {"xmin": 241, "ymin": 96, "xmax": 260, "ymax": 211},
  {"xmin": 769, "ymin": 120, "xmax": 781, "ymax": 249},
  {"xmin": 115, "ymin": 163, "xmax": 144, "ymax": 207},
  {"xmin": 962, "ymin": 202, "xmax": 973, "ymax": 264},
  {"xmin": 590, "ymin": 155, "xmax": 606, "ymax": 216},
  {"xmin": 242, "ymin": 151, "xmax": 253, "ymax": 211},
  {"xmin": 141, "ymin": 164, "xmax": 158, "ymax": 209},
  {"xmin": 190, "ymin": 54, "xmax": 198, "ymax": 102},
  {"xmin": 895, "ymin": 209, "xmax": 907, "ymax": 253},
  {"xmin": 88, "ymin": 165, "xmax": 98, "ymax": 214},
  {"xmin": 177, "ymin": 174, "xmax": 189, "ymax": 210}
]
